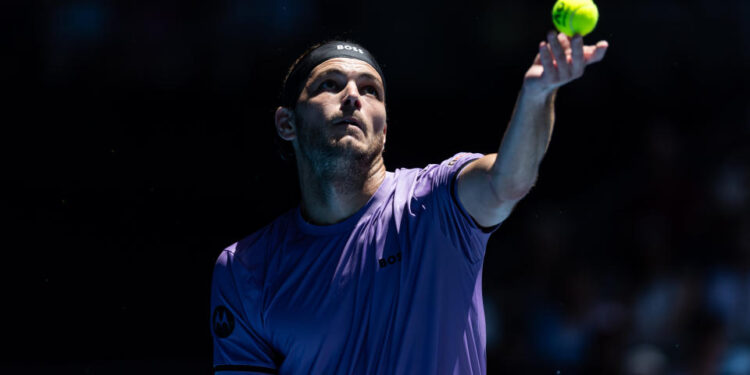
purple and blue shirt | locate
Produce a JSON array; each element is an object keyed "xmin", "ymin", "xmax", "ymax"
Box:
[{"xmin": 211, "ymin": 153, "xmax": 499, "ymax": 374}]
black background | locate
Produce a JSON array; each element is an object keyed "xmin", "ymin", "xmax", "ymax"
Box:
[{"xmin": 2, "ymin": 0, "xmax": 749, "ymax": 373}]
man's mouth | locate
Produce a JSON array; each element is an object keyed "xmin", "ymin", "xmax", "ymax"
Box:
[{"xmin": 333, "ymin": 117, "xmax": 361, "ymax": 128}]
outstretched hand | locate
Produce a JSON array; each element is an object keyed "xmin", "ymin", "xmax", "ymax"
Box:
[{"xmin": 523, "ymin": 31, "xmax": 609, "ymax": 98}]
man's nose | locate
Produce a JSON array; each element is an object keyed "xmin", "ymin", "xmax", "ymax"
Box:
[{"xmin": 341, "ymin": 81, "xmax": 361, "ymax": 110}]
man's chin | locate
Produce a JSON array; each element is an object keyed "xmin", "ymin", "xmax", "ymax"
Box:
[
  {"xmin": 326, "ymin": 145, "xmax": 368, "ymax": 161},
  {"xmin": 325, "ymin": 138, "xmax": 382, "ymax": 161},
  {"xmin": 332, "ymin": 135, "xmax": 365, "ymax": 148}
]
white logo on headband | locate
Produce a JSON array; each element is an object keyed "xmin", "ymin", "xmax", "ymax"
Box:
[{"xmin": 337, "ymin": 44, "xmax": 364, "ymax": 54}]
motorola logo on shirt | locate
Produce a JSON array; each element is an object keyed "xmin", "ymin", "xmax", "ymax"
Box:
[{"xmin": 213, "ymin": 306, "xmax": 235, "ymax": 338}]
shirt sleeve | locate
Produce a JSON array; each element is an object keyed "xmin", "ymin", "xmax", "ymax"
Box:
[
  {"xmin": 211, "ymin": 246, "xmax": 279, "ymax": 374},
  {"xmin": 414, "ymin": 152, "xmax": 500, "ymax": 264}
]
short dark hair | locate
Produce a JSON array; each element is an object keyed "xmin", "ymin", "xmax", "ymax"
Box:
[
  {"xmin": 275, "ymin": 41, "xmax": 327, "ymax": 163},
  {"xmin": 279, "ymin": 41, "xmax": 327, "ymax": 110}
]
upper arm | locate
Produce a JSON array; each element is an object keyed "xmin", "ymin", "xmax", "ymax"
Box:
[
  {"xmin": 211, "ymin": 249, "xmax": 280, "ymax": 374},
  {"xmin": 456, "ymin": 153, "xmax": 528, "ymax": 228}
]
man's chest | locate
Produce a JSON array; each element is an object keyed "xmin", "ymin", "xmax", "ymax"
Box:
[{"xmin": 262, "ymin": 228, "xmax": 406, "ymax": 355}]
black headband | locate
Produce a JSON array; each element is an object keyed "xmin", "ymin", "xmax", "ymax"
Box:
[{"xmin": 281, "ymin": 41, "xmax": 385, "ymax": 108}]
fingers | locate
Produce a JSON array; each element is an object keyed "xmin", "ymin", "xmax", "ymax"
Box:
[
  {"xmin": 532, "ymin": 51, "xmax": 542, "ymax": 65},
  {"xmin": 584, "ymin": 41, "xmax": 609, "ymax": 65},
  {"xmin": 535, "ymin": 32, "xmax": 609, "ymax": 90},
  {"xmin": 539, "ymin": 41, "xmax": 557, "ymax": 82},
  {"xmin": 557, "ymin": 32, "xmax": 572, "ymax": 51},
  {"xmin": 570, "ymin": 35, "xmax": 584, "ymax": 78},
  {"xmin": 547, "ymin": 31, "xmax": 571, "ymax": 78}
]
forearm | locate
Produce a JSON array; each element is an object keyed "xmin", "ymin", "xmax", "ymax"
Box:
[
  {"xmin": 490, "ymin": 86, "xmax": 556, "ymax": 198},
  {"xmin": 455, "ymin": 33, "xmax": 607, "ymax": 227}
]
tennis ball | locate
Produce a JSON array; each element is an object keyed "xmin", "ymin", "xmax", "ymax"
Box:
[{"xmin": 552, "ymin": 0, "xmax": 599, "ymax": 37}]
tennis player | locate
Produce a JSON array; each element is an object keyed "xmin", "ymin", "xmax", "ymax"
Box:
[{"xmin": 210, "ymin": 33, "xmax": 608, "ymax": 374}]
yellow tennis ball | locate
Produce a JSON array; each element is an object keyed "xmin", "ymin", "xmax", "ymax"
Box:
[{"xmin": 552, "ymin": 0, "xmax": 599, "ymax": 37}]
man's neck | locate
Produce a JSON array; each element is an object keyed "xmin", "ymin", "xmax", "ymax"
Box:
[{"xmin": 297, "ymin": 156, "xmax": 386, "ymax": 226}]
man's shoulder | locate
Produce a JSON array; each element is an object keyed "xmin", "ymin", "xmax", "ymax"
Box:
[
  {"xmin": 393, "ymin": 153, "xmax": 483, "ymax": 178},
  {"xmin": 390, "ymin": 153, "xmax": 484, "ymax": 195},
  {"xmin": 217, "ymin": 208, "xmax": 297, "ymax": 269}
]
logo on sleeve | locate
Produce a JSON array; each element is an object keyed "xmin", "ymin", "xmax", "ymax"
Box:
[
  {"xmin": 447, "ymin": 153, "xmax": 468, "ymax": 166},
  {"xmin": 213, "ymin": 306, "xmax": 235, "ymax": 338}
]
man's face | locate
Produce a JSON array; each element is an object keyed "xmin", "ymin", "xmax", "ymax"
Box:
[{"xmin": 292, "ymin": 57, "xmax": 387, "ymax": 168}]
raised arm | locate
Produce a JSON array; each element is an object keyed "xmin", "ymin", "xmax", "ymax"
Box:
[{"xmin": 457, "ymin": 32, "xmax": 609, "ymax": 228}]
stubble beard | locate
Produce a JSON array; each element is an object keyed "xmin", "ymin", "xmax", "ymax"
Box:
[{"xmin": 294, "ymin": 110, "xmax": 385, "ymax": 192}]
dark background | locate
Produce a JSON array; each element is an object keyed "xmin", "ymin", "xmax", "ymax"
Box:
[{"xmin": 2, "ymin": 0, "xmax": 749, "ymax": 374}]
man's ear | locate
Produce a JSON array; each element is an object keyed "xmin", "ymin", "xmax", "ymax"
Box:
[{"xmin": 274, "ymin": 106, "xmax": 296, "ymax": 141}]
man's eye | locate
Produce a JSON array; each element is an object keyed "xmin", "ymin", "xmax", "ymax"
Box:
[
  {"xmin": 320, "ymin": 80, "xmax": 339, "ymax": 91},
  {"xmin": 363, "ymin": 86, "xmax": 379, "ymax": 97}
]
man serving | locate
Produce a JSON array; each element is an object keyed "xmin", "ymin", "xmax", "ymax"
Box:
[{"xmin": 210, "ymin": 32, "xmax": 608, "ymax": 374}]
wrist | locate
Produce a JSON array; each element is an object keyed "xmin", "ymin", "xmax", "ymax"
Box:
[{"xmin": 519, "ymin": 83, "xmax": 557, "ymax": 104}]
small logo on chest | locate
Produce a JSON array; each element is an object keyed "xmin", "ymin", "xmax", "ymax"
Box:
[{"xmin": 379, "ymin": 251, "xmax": 402, "ymax": 268}]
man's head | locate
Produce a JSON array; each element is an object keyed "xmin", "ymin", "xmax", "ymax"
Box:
[{"xmin": 274, "ymin": 41, "xmax": 387, "ymax": 178}]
